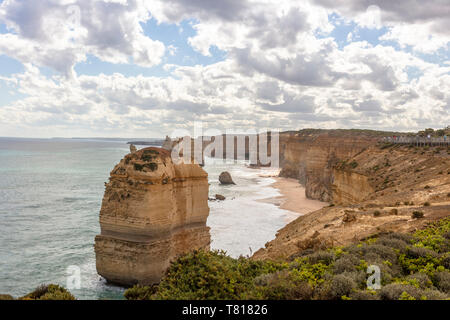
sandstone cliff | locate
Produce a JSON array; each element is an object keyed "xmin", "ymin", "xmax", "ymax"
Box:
[
  {"xmin": 95, "ymin": 147, "xmax": 210, "ymax": 286},
  {"xmin": 254, "ymin": 144, "xmax": 450, "ymax": 260},
  {"xmin": 278, "ymin": 130, "xmax": 379, "ymax": 201}
]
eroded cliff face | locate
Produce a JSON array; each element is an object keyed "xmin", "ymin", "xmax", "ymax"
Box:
[
  {"xmin": 253, "ymin": 144, "xmax": 450, "ymax": 261},
  {"xmin": 331, "ymin": 169, "xmax": 374, "ymax": 205},
  {"xmin": 279, "ymin": 131, "xmax": 378, "ymax": 202},
  {"xmin": 94, "ymin": 147, "xmax": 210, "ymax": 286}
]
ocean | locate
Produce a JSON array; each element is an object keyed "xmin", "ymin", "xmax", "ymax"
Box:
[{"xmin": 0, "ymin": 138, "xmax": 298, "ymax": 299}]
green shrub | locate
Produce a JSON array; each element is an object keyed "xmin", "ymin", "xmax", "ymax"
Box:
[
  {"xmin": 406, "ymin": 273, "xmax": 433, "ymax": 289},
  {"xmin": 20, "ymin": 284, "xmax": 75, "ymax": 300},
  {"xmin": 421, "ymin": 289, "xmax": 448, "ymax": 300},
  {"xmin": 349, "ymin": 161, "xmax": 358, "ymax": 169},
  {"xmin": 333, "ymin": 254, "xmax": 360, "ymax": 274},
  {"xmin": 435, "ymin": 271, "xmax": 450, "ymax": 293},
  {"xmin": 251, "ymin": 270, "xmax": 313, "ymax": 300},
  {"xmin": 379, "ymin": 283, "xmax": 421, "ymax": 300},
  {"xmin": 360, "ymin": 244, "xmax": 398, "ymax": 262},
  {"xmin": 412, "ymin": 211, "xmax": 424, "ymax": 219},
  {"xmin": 349, "ymin": 290, "xmax": 379, "ymax": 300},
  {"xmin": 377, "ymin": 237, "xmax": 408, "ymax": 252},
  {"xmin": 304, "ymin": 251, "xmax": 335, "ymax": 265},
  {"xmin": 150, "ymin": 250, "xmax": 286, "ymax": 300},
  {"xmin": 124, "ymin": 285, "xmax": 157, "ymax": 300},
  {"xmin": 328, "ymin": 275, "xmax": 357, "ymax": 299}
]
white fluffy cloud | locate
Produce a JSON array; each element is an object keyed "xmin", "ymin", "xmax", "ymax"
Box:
[
  {"xmin": 0, "ymin": 0, "xmax": 448, "ymax": 137},
  {"xmin": 0, "ymin": 0, "xmax": 165, "ymax": 77}
]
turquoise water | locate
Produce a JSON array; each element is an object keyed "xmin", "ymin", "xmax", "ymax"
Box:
[{"xmin": 0, "ymin": 138, "xmax": 297, "ymax": 299}]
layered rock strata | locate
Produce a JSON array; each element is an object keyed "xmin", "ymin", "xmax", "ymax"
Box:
[
  {"xmin": 95, "ymin": 147, "xmax": 210, "ymax": 286},
  {"xmin": 278, "ymin": 130, "xmax": 378, "ymax": 201}
]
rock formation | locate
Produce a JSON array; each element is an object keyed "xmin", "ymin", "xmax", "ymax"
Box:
[
  {"xmin": 162, "ymin": 136, "xmax": 174, "ymax": 151},
  {"xmin": 215, "ymin": 194, "xmax": 226, "ymax": 201},
  {"xmin": 94, "ymin": 147, "xmax": 210, "ymax": 286},
  {"xmin": 219, "ymin": 172, "xmax": 235, "ymax": 185},
  {"xmin": 278, "ymin": 130, "xmax": 379, "ymax": 201},
  {"xmin": 129, "ymin": 144, "xmax": 137, "ymax": 153}
]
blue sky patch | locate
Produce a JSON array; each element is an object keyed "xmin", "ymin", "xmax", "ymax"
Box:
[
  {"xmin": 141, "ymin": 18, "xmax": 227, "ymax": 66},
  {"xmin": 0, "ymin": 54, "xmax": 24, "ymax": 76},
  {"xmin": 74, "ymin": 18, "xmax": 227, "ymax": 78},
  {"xmin": 0, "ymin": 23, "xmax": 8, "ymax": 34}
]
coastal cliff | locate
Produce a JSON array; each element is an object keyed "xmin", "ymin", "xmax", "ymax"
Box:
[
  {"xmin": 278, "ymin": 130, "xmax": 379, "ymax": 202},
  {"xmin": 331, "ymin": 169, "xmax": 374, "ymax": 205},
  {"xmin": 94, "ymin": 147, "xmax": 210, "ymax": 286},
  {"xmin": 254, "ymin": 143, "xmax": 450, "ymax": 260}
]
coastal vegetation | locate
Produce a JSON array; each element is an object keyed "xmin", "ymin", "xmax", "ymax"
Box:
[
  {"xmin": 0, "ymin": 284, "xmax": 76, "ymax": 300},
  {"xmin": 124, "ymin": 218, "xmax": 450, "ymax": 300}
]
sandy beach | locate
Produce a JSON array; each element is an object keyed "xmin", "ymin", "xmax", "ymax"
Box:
[{"xmin": 260, "ymin": 177, "xmax": 328, "ymax": 215}]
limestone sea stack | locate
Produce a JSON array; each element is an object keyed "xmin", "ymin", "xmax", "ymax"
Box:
[{"xmin": 94, "ymin": 147, "xmax": 210, "ymax": 286}]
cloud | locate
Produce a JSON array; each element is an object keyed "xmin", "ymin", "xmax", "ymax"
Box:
[
  {"xmin": 0, "ymin": 0, "xmax": 449, "ymax": 137},
  {"xmin": 314, "ymin": 0, "xmax": 450, "ymax": 53},
  {"xmin": 0, "ymin": 0, "xmax": 165, "ymax": 76},
  {"xmin": 261, "ymin": 94, "xmax": 316, "ymax": 113}
]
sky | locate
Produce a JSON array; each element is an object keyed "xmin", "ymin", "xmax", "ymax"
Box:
[{"xmin": 0, "ymin": 0, "xmax": 449, "ymax": 138}]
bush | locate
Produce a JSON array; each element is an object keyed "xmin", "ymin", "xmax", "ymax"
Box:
[
  {"xmin": 151, "ymin": 250, "xmax": 285, "ymax": 300},
  {"xmin": 406, "ymin": 246, "xmax": 439, "ymax": 259},
  {"xmin": 349, "ymin": 161, "xmax": 358, "ymax": 169},
  {"xmin": 349, "ymin": 290, "xmax": 379, "ymax": 300},
  {"xmin": 20, "ymin": 284, "xmax": 75, "ymax": 300},
  {"xmin": 360, "ymin": 244, "xmax": 398, "ymax": 262},
  {"xmin": 406, "ymin": 273, "xmax": 433, "ymax": 289},
  {"xmin": 435, "ymin": 271, "xmax": 450, "ymax": 293},
  {"xmin": 422, "ymin": 289, "xmax": 448, "ymax": 300},
  {"xmin": 333, "ymin": 254, "xmax": 360, "ymax": 274},
  {"xmin": 251, "ymin": 270, "xmax": 313, "ymax": 300},
  {"xmin": 412, "ymin": 211, "xmax": 424, "ymax": 219},
  {"xmin": 124, "ymin": 285, "xmax": 157, "ymax": 300},
  {"xmin": 377, "ymin": 237, "xmax": 408, "ymax": 252},
  {"xmin": 379, "ymin": 283, "xmax": 422, "ymax": 300},
  {"xmin": 304, "ymin": 251, "xmax": 335, "ymax": 265},
  {"xmin": 423, "ymin": 202, "xmax": 431, "ymax": 207},
  {"xmin": 318, "ymin": 275, "xmax": 357, "ymax": 300}
]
